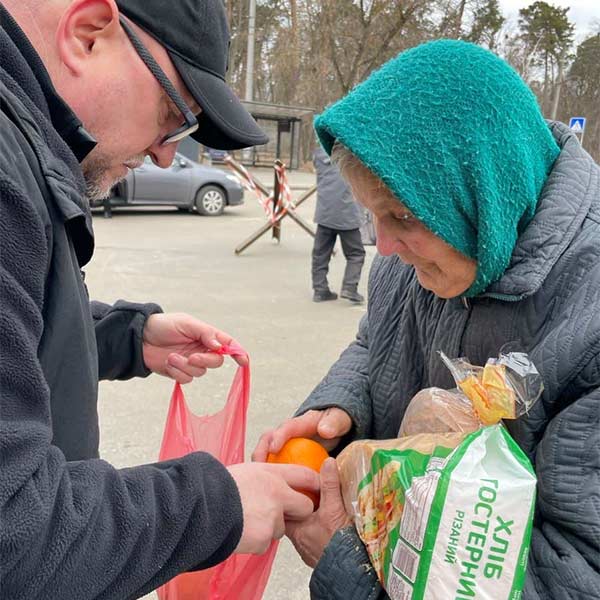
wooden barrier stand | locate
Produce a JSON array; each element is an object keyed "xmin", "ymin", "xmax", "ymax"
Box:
[{"xmin": 223, "ymin": 155, "xmax": 317, "ymax": 256}]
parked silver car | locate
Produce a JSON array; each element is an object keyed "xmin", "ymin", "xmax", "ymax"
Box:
[{"xmin": 91, "ymin": 153, "xmax": 244, "ymax": 216}]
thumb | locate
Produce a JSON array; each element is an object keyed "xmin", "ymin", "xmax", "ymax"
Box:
[
  {"xmin": 187, "ymin": 320, "xmax": 222, "ymax": 350},
  {"xmin": 319, "ymin": 458, "xmax": 347, "ymax": 521},
  {"xmin": 317, "ymin": 408, "xmax": 352, "ymax": 439}
]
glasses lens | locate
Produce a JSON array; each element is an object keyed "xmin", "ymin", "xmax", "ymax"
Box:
[{"xmin": 163, "ymin": 122, "xmax": 200, "ymax": 145}]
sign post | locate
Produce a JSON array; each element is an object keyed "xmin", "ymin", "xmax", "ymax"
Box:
[{"xmin": 569, "ymin": 117, "xmax": 586, "ymax": 145}]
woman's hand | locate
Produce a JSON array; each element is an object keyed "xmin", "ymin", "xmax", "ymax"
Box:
[
  {"xmin": 252, "ymin": 409, "xmax": 353, "ymax": 462},
  {"xmin": 285, "ymin": 458, "xmax": 352, "ymax": 567}
]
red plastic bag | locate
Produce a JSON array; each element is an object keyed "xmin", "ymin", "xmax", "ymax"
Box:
[{"xmin": 157, "ymin": 343, "xmax": 278, "ymax": 600}]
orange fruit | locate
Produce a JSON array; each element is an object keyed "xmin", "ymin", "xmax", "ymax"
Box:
[{"xmin": 267, "ymin": 437, "xmax": 329, "ymax": 508}]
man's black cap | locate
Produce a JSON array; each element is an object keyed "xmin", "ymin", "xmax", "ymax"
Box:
[{"xmin": 116, "ymin": 0, "xmax": 268, "ymax": 150}]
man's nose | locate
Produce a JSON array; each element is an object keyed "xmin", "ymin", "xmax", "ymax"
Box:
[{"xmin": 147, "ymin": 140, "xmax": 179, "ymax": 168}]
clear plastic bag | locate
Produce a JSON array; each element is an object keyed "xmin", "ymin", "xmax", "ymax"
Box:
[
  {"xmin": 338, "ymin": 426, "xmax": 537, "ymax": 599},
  {"xmin": 398, "ymin": 387, "xmax": 480, "ymax": 436},
  {"xmin": 339, "ymin": 350, "xmax": 544, "ymax": 599},
  {"xmin": 439, "ymin": 350, "xmax": 544, "ymax": 425}
]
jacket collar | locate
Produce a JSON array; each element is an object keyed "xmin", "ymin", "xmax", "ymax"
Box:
[
  {"xmin": 0, "ymin": 7, "xmax": 95, "ymax": 266},
  {"xmin": 0, "ymin": 3, "xmax": 97, "ymax": 161},
  {"xmin": 480, "ymin": 122, "xmax": 599, "ymax": 301}
]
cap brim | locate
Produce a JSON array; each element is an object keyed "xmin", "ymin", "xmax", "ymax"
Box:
[{"xmin": 170, "ymin": 53, "xmax": 268, "ymax": 150}]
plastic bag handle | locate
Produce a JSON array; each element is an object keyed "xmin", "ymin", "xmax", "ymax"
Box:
[
  {"xmin": 172, "ymin": 342, "xmax": 249, "ymax": 398},
  {"xmin": 171, "ymin": 341, "xmax": 250, "ymax": 413},
  {"xmin": 214, "ymin": 341, "xmax": 248, "ymax": 362}
]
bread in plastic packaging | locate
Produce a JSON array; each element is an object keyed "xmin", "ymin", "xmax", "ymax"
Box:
[
  {"xmin": 337, "ymin": 350, "xmax": 544, "ymax": 600},
  {"xmin": 337, "ymin": 432, "xmax": 467, "ymax": 582},
  {"xmin": 398, "ymin": 388, "xmax": 480, "ymax": 437}
]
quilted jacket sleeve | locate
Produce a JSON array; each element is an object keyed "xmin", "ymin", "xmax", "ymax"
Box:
[
  {"xmin": 295, "ymin": 312, "xmax": 374, "ymax": 445},
  {"xmin": 522, "ymin": 389, "xmax": 600, "ymax": 599},
  {"xmin": 91, "ymin": 299, "xmax": 162, "ymax": 381},
  {"xmin": 310, "ymin": 528, "xmax": 388, "ymax": 600}
]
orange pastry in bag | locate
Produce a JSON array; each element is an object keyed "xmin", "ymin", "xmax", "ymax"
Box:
[{"xmin": 459, "ymin": 364, "xmax": 516, "ymax": 424}]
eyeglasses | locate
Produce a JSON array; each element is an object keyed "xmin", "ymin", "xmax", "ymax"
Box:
[{"xmin": 119, "ymin": 16, "xmax": 199, "ymax": 145}]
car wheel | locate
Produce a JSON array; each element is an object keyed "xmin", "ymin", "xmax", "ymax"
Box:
[{"xmin": 195, "ymin": 185, "xmax": 226, "ymax": 216}]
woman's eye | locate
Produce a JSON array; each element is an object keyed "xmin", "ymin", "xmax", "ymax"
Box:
[{"xmin": 393, "ymin": 213, "xmax": 413, "ymax": 223}]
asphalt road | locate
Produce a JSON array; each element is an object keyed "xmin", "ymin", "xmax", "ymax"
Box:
[{"xmin": 86, "ymin": 176, "xmax": 376, "ymax": 600}]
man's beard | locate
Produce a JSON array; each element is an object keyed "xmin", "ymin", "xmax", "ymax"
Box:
[{"xmin": 81, "ymin": 150, "xmax": 145, "ymax": 202}]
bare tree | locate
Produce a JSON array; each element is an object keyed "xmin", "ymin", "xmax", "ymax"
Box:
[
  {"xmin": 320, "ymin": 0, "xmax": 433, "ymax": 96},
  {"xmin": 224, "ymin": 0, "xmax": 598, "ymax": 164}
]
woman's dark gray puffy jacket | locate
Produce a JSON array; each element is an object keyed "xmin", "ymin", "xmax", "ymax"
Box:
[{"xmin": 297, "ymin": 122, "xmax": 600, "ymax": 600}]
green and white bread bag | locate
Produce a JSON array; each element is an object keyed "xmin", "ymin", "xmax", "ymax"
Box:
[{"xmin": 345, "ymin": 425, "xmax": 536, "ymax": 600}]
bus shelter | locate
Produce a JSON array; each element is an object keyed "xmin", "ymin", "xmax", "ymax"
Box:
[{"xmin": 236, "ymin": 101, "xmax": 314, "ymax": 170}]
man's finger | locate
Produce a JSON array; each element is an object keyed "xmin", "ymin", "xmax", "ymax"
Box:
[
  {"xmin": 313, "ymin": 435, "xmax": 343, "ymax": 453},
  {"xmin": 280, "ymin": 487, "xmax": 316, "ymax": 521},
  {"xmin": 168, "ymin": 354, "xmax": 209, "ymax": 377},
  {"xmin": 317, "ymin": 408, "xmax": 352, "ymax": 439},
  {"xmin": 269, "ymin": 463, "xmax": 321, "ymax": 493},
  {"xmin": 213, "ymin": 329, "xmax": 233, "ymax": 347},
  {"xmin": 214, "ymin": 331, "xmax": 249, "ymax": 366},
  {"xmin": 273, "ymin": 513, "xmax": 287, "ymax": 542},
  {"xmin": 164, "ymin": 362, "xmax": 193, "ymax": 384},
  {"xmin": 184, "ymin": 322, "xmax": 222, "ymax": 350},
  {"xmin": 216, "ymin": 331, "xmax": 250, "ymax": 367},
  {"xmin": 187, "ymin": 352, "xmax": 225, "ymax": 370}
]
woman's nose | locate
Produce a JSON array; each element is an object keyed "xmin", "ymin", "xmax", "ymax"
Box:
[{"xmin": 375, "ymin": 221, "xmax": 402, "ymax": 256}]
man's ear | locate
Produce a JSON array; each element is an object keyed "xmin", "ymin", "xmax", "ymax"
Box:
[{"xmin": 56, "ymin": 0, "xmax": 120, "ymax": 75}]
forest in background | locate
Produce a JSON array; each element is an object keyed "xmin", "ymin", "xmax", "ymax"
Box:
[{"xmin": 223, "ymin": 0, "xmax": 600, "ymax": 165}]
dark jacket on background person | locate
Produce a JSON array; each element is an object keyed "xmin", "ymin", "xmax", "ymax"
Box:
[
  {"xmin": 313, "ymin": 146, "xmax": 364, "ymax": 230},
  {"xmin": 0, "ymin": 9, "xmax": 242, "ymax": 600},
  {"xmin": 298, "ymin": 123, "xmax": 600, "ymax": 599}
]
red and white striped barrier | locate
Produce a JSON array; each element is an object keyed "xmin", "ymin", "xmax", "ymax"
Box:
[{"xmin": 224, "ymin": 155, "xmax": 295, "ymax": 223}]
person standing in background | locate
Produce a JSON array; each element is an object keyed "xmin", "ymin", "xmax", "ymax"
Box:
[{"xmin": 312, "ymin": 145, "xmax": 366, "ymax": 303}]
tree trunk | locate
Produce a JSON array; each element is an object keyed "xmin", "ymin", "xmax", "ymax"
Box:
[
  {"xmin": 550, "ymin": 58, "xmax": 564, "ymax": 121},
  {"xmin": 455, "ymin": 0, "xmax": 467, "ymax": 37}
]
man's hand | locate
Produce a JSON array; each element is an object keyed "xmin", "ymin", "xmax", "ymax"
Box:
[
  {"xmin": 228, "ymin": 463, "xmax": 320, "ymax": 555},
  {"xmin": 252, "ymin": 409, "xmax": 353, "ymax": 462},
  {"xmin": 142, "ymin": 313, "xmax": 248, "ymax": 383},
  {"xmin": 285, "ymin": 458, "xmax": 351, "ymax": 567}
]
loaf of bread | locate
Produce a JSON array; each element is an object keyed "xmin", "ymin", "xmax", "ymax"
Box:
[
  {"xmin": 398, "ymin": 387, "xmax": 481, "ymax": 437},
  {"xmin": 337, "ymin": 432, "xmax": 466, "ymax": 581}
]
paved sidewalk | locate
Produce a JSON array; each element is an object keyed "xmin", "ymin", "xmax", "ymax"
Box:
[{"xmin": 88, "ymin": 190, "xmax": 375, "ymax": 600}]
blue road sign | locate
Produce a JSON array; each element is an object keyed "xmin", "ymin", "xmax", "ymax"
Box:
[{"xmin": 569, "ymin": 117, "xmax": 586, "ymax": 134}]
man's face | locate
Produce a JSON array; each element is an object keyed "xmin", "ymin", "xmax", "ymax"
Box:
[{"xmin": 57, "ymin": 9, "xmax": 201, "ymax": 201}]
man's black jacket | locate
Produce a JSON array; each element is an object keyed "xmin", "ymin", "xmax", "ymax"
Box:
[{"xmin": 0, "ymin": 7, "xmax": 243, "ymax": 599}]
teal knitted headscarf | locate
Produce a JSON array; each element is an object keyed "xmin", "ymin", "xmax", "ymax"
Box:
[{"xmin": 314, "ymin": 40, "xmax": 560, "ymax": 296}]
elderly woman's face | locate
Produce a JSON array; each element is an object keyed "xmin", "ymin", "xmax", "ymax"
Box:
[{"xmin": 348, "ymin": 175, "xmax": 477, "ymax": 299}]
